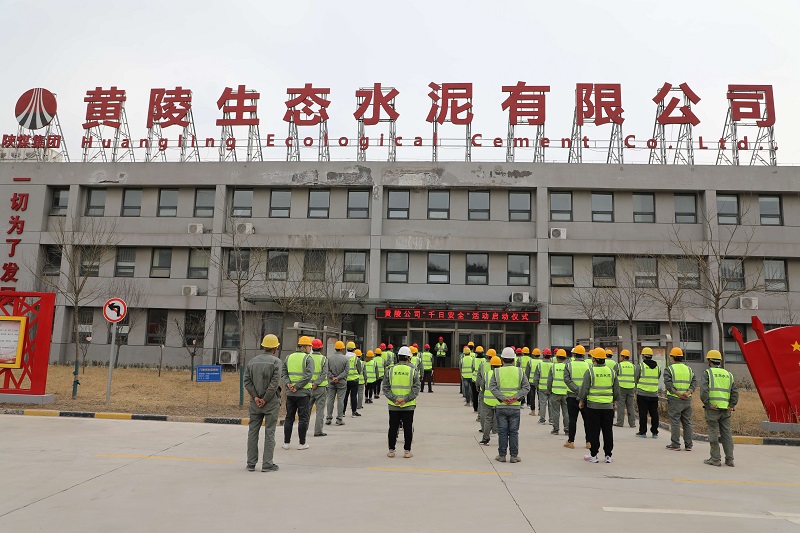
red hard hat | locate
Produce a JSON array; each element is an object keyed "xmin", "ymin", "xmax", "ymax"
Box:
[
  {"xmin": 388, "ymin": 343, "xmax": 393, "ymax": 349},
  {"xmin": 380, "ymin": 343, "xmax": 386, "ymax": 349},
  {"xmin": 424, "ymin": 343, "xmax": 430, "ymax": 349},
  {"xmin": 438, "ymin": 336, "xmax": 443, "ymax": 341},
  {"xmin": 311, "ymin": 338, "xmax": 323, "ymax": 349},
  {"xmin": 413, "ymin": 343, "xmax": 418, "ymax": 348},
  {"xmin": 542, "ymin": 348, "xmax": 552, "ymax": 356},
  {"xmin": 515, "ymin": 347, "xmax": 522, "ymax": 354}
]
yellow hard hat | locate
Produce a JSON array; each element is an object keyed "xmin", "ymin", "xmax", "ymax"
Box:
[
  {"xmin": 620, "ymin": 349, "xmax": 631, "ymax": 357},
  {"xmin": 354, "ymin": 349, "xmax": 363, "ymax": 356},
  {"xmin": 591, "ymin": 347, "xmax": 607, "ymax": 359},
  {"xmin": 475, "ymin": 346, "xmax": 484, "ymax": 353},
  {"xmin": 532, "ymin": 348, "xmax": 541, "ymax": 356},
  {"xmin": 298, "ymin": 335, "xmax": 313, "ymax": 346},
  {"xmin": 467, "ymin": 341, "xmax": 475, "ymax": 347},
  {"xmin": 605, "ymin": 348, "xmax": 613, "ymax": 354},
  {"xmin": 489, "ymin": 356, "xmax": 503, "ymax": 367},
  {"xmin": 261, "ymin": 334, "xmax": 280, "ymax": 349},
  {"xmin": 486, "ymin": 348, "xmax": 497, "ymax": 357},
  {"xmin": 522, "ymin": 347, "xmax": 530, "ymax": 354},
  {"xmin": 463, "ymin": 346, "xmax": 471, "ymax": 354},
  {"xmin": 334, "ymin": 340, "xmax": 345, "ymax": 350},
  {"xmin": 346, "ymin": 341, "xmax": 356, "ymax": 350},
  {"xmin": 556, "ymin": 348, "xmax": 567, "ymax": 357},
  {"xmin": 375, "ymin": 348, "xmax": 382, "ymax": 354},
  {"xmin": 366, "ymin": 350, "xmax": 374, "ymax": 358},
  {"xmin": 669, "ymin": 347, "xmax": 684, "ymax": 357},
  {"xmin": 706, "ymin": 349, "xmax": 722, "ymax": 360},
  {"xmin": 410, "ymin": 346, "xmax": 418, "ymax": 354},
  {"xmin": 641, "ymin": 347, "xmax": 653, "ymax": 356},
  {"xmin": 571, "ymin": 345, "xmax": 586, "ymax": 356}
]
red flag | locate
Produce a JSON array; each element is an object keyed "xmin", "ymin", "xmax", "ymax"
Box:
[{"xmin": 747, "ymin": 317, "xmax": 800, "ymax": 422}]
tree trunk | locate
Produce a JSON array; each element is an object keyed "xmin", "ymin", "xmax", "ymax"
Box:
[
  {"xmin": 237, "ymin": 286, "xmax": 246, "ymax": 406},
  {"xmin": 71, "ymin": 307, "xmax": 81, "ymax": 398},
  {"xmin": 715, "ymin": 306, "xmax": 725, "ymax": 369},
  {"xmin": 666, "ymin": 307, "xmax": 674, "ymax": 347},
  {"xmin": 628, "ymin": 319, "xmax": 636, "ymax": 366}
]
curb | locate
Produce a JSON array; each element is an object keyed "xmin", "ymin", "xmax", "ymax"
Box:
[
  {"xmin": 0, "ymin": 408, "xmax": 285, "ymax": 426},
  {"xmin": 657, "ymin": 421, "xmax": 800, "ymax": 446}
]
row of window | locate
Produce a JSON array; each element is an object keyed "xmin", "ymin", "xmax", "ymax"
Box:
[{"xmin": 386, "ymin": 252, "xmax": 531, "ymax": 285}]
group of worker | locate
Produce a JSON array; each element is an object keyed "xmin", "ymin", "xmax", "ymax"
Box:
[{"xmin": 459, "ymin": 342, "xmax": 739, "ymax": 466}]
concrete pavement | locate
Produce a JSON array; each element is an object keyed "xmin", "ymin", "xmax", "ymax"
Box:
[{"xmin": 1, "ymin": 385, "xmax": 799, "ymax": 533}]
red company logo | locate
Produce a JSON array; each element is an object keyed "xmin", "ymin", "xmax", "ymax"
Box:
[{"xmin": 15, "ymin": 88, "xmax": 57, "ymax": 130}]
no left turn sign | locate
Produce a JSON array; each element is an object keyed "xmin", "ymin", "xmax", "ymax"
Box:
[{"xmin": 103, "ymin": 298, "xmax": 127, "ymax": 323}]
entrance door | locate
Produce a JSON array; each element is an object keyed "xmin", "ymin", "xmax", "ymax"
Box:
[{"xmin": 427, "ymin": 331, "xmax": 453, "ymax": 367}]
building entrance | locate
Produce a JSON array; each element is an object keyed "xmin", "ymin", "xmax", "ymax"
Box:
[{"xmin": 427, "ymin": 331, "xmax": 452, "ymax": 368}]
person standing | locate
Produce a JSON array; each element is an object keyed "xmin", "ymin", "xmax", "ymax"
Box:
[
  {"xmin": 471, "ymin": 346, "xmax": 486, "ymax": 415},
  {"xmin": 364, "ymin": 350, "xmax": 378, "ymax": 404},
  {"xmin": 383, "ymin": 346, "xmax": 421, "ymax": 459},
  {"xmin": 635, "ymin": 347, "xmax": 661, "ymax": 438},
  {"xmin": 533, "ymin": 349, "xmax": 553, "ymax": 424},
  {"xmin": 383, "ymin": 343, "xmax": 395, "ymax": 367},
  {"xmin": 325, "ymin": 340, "xmax": 349, "ymax": 426},
  {"xmin": 343, "ymin": 341, "xmax": 362, "ymax": 418},
  {"xmin": 604, "ymin": 349, "xmax": 618, "ymax": 375},
  {"xmin": 434, "ymin": 336, "xmax": 448, "ymax": 368},
  {"xmin": 244, "ymin": 334, "xmax": 282, "ymax": 472},
  {"xmin": 281, "ymin": 336, "xmax": 314, "ymax": 451},
  {"xmin": 701, "ymin": 350, "xmax": 738, "ymax": 467},
  {"xmin": 460, "ymin": 346, "xmax": 474, "ymax": 406},
  {"xmin": 528, "ymin": 348, "xmax": 542, "ymax": 415},
  {"xmin": 614, "ymin": 350, "xmax": 636, "ymax": 428},
  {"xmin": 308, "ymin": 338, "xmax": 329, "ymax": 437},
  {"xmin": 356, "ymin": 349, "xmax": 366, "ymax": 410},
  {"xmin": 579, "ymin": 348, "xmax": 620, "ymax": 463},
  {"xmin": 664, "ymin": 347, "xmax": 697, "ymax": 451},
  {"xmin": 564, "ymin": 345, "xmax": 590, "ymax": 449},
  {"xmin": 421, "ymin": 344, "xmax": 434, "ymax": 392},
  {"xmin": 373, "ymin": 348, "xmax": 385, "ymax": 399},
  {"xmin": 517, "ymin": 347, "xmax": 532, "ymax": 409},
  {"xmin": 489, "ymin": 347, "xmax": 530, "ymax": 463},
  {"xmin": 547, "ymin": 349, "xmax": 569, "ymax": 436},
  {"xmin": 478, "ymin": 353, "xmax": 502, "ymax": 445}
]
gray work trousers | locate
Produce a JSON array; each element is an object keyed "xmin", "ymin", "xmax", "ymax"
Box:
[
  {"xmin": 616, "ymin": 388, "xmax": 636, "ymax": 427},
  {"xmin": 357, "ymin": 383, "xmax": 365, "ymax": 409},
  {"xmin": 326, "ymin": 381, "xmax": 347, "ymax": 422},
  {"xmin": 667, "ymin": 397, "xmax": 694, "ymax": 448},
  {"xmin": 247, "ymin": 399, "xmax": 280, "ymax": 469},
  {"xmin": 705, "ymin": 407, "xmax": 734, "ymax": 462},
  {"xmin": 482, "ymin": 402, "xmax": 497, "ymax": 441},
  {"xmin": 538, "ymin": 389, "xmax": 551, "ymax": 423},
  {"xmin": 309, "ymin": 386, "xmax": 327, "ymax": 435},
  {"xmin": 462, "ymin": 378, "xmax": 472, "ymax": 404},
  {"xmin": 549, "ymin": 395, "xmax": 569, "ymax": 431}
]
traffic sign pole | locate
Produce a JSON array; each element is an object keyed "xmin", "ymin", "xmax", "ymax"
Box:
[{"xmin": 105, "ymin": 323, "xmax": 116, "ymax": 405}]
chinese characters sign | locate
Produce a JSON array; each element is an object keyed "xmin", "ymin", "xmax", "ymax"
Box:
[{"xmin": 375, "ymin": 307, "xmax": 540, "ymax": 324}]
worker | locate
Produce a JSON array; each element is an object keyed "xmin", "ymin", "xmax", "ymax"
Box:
[
  {"xmin": 325, "ymin": 340, "xmax": 350, "ymax": 426},
  {"xmin": 701, "ymin": 350, "xmax": 738, "ymax": 467},
  {"xmin": 664, "ymin": 347, "xmax": 697, "ymax": 451},
  {"xmin": 478, "ymin": 352, "xmax": 502, "ymax": 445},
  {"xmin": 635, "ymin": 347, "xmax": 661, "ymax": 438},
  {"xmin": 383, "ymin": 346, "xmax": 421, "ymax": 459},
  {"xmin": 343, "ymin": 341, "xmax": 362, "ymax": 418},
  {"xmin": 517, "ymin": 347, "xmax": 532, "ymax": 411},
  {"xmin": 604, "ymin": 349, "xmax": 618, "ymax": 375},
  {"xmin": 514, "ymin": 347, "xmax": 526, "ymax": 408},
  {"xmin": 384, "ymin": 343, "xmax": 396, "ymax": 366},
  {"xmin": 356, "ymin": 349, "xmax": 366, "ymax": 410},
  {"xmin": 460, "ymin": 346, "xmax": 474, "ymax": 406},
  {"xmin": 308, "ymin": 338, "xmax": 329, "ymax": 437},
  {"xmin": 434, "ymin": 336, "xmax": 448, "ymax": 368},
  {"xmin": 244, "ymin": 334, "xmax": 282, "ymax": 472},
  {"xmin": 489, "ymin": 347, "xmax": 530, "ymax": 463},
  {"xmin": 421, "ymin": 343, "xmax": 434, "ymax": 392},
  {"xmin": 579, "ymin": 347, "xmax": 620, "ymax": 463},
  {"xmin": 364, "ymin": 350, "xmax": 378, "ymax": 404},
  {"xmin": 474, "ymin": 346, "xmax": 491, "ymax": 426},
  {"xmin": 280, "ymin": 335, "xmax": 314, "ymax": 451},
  {"xmin": 471, "ymin": 346, "xmax": 486, "ymax": 415},
  {"xmin": 533, "ymin": 349, "xmax": 553, "ymax": 424},
  {"xmin": 547, "ymin": 349, "xmax": 569, "ymax": 436},
  {"xmin": 374, "ymin": 347, "xmax": 385, "ymax": 398},
  {"xmin": 564, "ymin": 344, "xmax": 590, "ymax": 450},
  {"xmin": 613, "ymin": 349, "xmax": 636, "ymax": 428}
]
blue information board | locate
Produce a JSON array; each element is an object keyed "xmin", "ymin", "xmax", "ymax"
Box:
[{"xmin": 196, "ymin": 365, "xmax": 222, "ymax": 382}]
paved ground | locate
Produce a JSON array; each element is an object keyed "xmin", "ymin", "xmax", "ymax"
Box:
[{"xmin": 2, "ymin": 385, "xmax": 799, "ymax": 533}]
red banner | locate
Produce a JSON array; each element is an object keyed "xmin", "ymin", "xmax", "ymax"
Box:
[{"xmin": 376, "ymin": 307, "xmax": 539, "ymax": 323}]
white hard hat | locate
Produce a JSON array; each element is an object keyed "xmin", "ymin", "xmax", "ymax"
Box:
[
  {"xmin": 501, "ymin": 347, "xmax": 516, "ymax": 360},
  {"xmin": 397, "ymin": 346, "xmax": 412, "ymax": 357}
]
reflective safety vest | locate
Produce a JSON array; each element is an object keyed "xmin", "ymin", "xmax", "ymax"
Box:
[
  {"xmin": 347, "ymin": 355, "xmax": 361, "ymax": 381},
  {"xmin": 637, "ymin": 362, "xmax": 660, "ymax": 393},
  {"xmin": 517, "ymin": 355, "xmax": 532, "ymax": 375},
  {"xmin": 606, "ymin": 359, "xmax": 617, "ymax": 375},
  {"xmin": 383, "ymin": 351, "xmax": 395, "ymax": 366},
  {"xmin": 421, "ymin": 351, "xmax": 433, "ymax": 370},
  {"xmin": 706, "ymin": 367, "xmax": 733, "ymax": 409},
  {"xmin": 483, "ymin": 367, "xmax": 500, "ymax": 407},
  {"xmin": 586, "ymin": 365, "xmax": 614, "ymax": 404},
  {"xmin": 471, "ymin": 356, "xmax": 485, "ymax": 381},
  {"xmin": 461, "ymin": 355, "xmax": 475, "ymax": 379},
  {"xmin": 475, "ymin": 359, "xmax": 488, "ymax": 381},
  {"xmin": 374, "ymin": 355, "xmax": 385, "ymax": 378},
  {"xmin": 667, "ymin": 363, "xmax": 694, "ymax": 398},
  {"xmin": 435, "ymin": 342, "xmax": 447, "ymax": 357},
  {"xmin": 358, "ymin": 359, "xmax": 366, "ymax": 385},
  {"xmin": 529, "ymin": 358, "xmax": 541, "ymax": 381},
  {"xmin": 494, "ymin": 366, "xmax": 524, "ymax": 406},
  {"xmin": 364, "ymin": 359, "xmax": 378, "ymax": 383},
  {"xmin": 567, "ymin": 359, "xmax": 589, "ymax": 392},
  {"xmin": 538, "ymin": 360, "xmax": 553, "ymax": 389},
  {"xmin": 310, "ymin": 352, "xmax": 328, "ymax": 387},
  {"xmin": 387, "ymin": 364, "xmax": 417, "ymax": 408},
  {"xmin": 286, "ymin": 352, "xmax": 312, "ymax": 389},
  {"xmin": 410, "ymin": 355, "xmax": 419, "ymax": 368},
  {"xmin": 617, "ymin": 361, "xmax": 635, "ymax": 389},
  {"xmin": 550, "ymin": 362, "xmax": 568, "ymax": 395}
]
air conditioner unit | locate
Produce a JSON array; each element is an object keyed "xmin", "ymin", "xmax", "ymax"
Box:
[
  {"xmin": 188, "ymin": 223, "xmax": 204, "ymax": 234},
  {"xmin": 549, "ymin": 228, "xmax": 567, "ymax": 239},
  {"xmin": 340, "ymin": 289, "xmax": 356, "ymax": 299},
  {"xmin": 182, "ymin": 285, "xmax": 198, "ymax": 296},
  {"xmin": 219, "ymin": 350, "xmax": 238, "ymax": 366},
  {"xmin": 236, "ymin": 222, "xmax": 254, "ymax": 234},
  {"xmin": 78, "ymin": 325, "xmax": 93, "ymax": 333},
  {"xmin": 739, "ymin": 296, "xmax": 758, "ymax": 310},
  {"xmin": 510, "ymin": 291, "xmax": 531, "ymax": 303}
]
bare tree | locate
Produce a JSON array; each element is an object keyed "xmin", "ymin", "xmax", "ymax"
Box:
[
  {"xmin": 567, "ymin": 264, "xmax": 613, "ymax": 344},
  {"xmin": 644, "ymin": 254, "xmax": 690, "ymax": 343},
  {"xmin": 172, "ymin": 311, "xmax": 215, "ymax": 381},
  {"xmin": 608, "ymin": 256, "xmax": 653, "ymax": 361},
  {"xmin": 106, "ymin": 276, "xmax": 149, "ymax": 368}
]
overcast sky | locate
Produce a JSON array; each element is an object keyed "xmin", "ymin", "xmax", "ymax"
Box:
[{"xmin": 1, "ymin": 0, "xmax": 797, "ymax": 165}]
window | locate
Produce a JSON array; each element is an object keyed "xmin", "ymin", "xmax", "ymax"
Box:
[
  {"xmin": 348, "ymin": 190, "xmax": 370, "ymax": 218},
  {"xmin": 304, "ymin": 250, "xmax": 326, "ymax": 281},
  {"xmin": 387, "ymin": 190, "xmax": 409, "ymax": 219},
  {"xmin": 43, "ymin": 245, "xmax": 61, "ymax": 276},
  {"xmin": 679, "ymin": 322, "xmax": 703, "ymax": 361},
  {"xmin": 428, "ymin": 190, "xmax": 450, "ymax": 219},
  {"xmin": 232, "ymin": 189, "xmax": 253, "ymax": 218},
  {"xmin": 427, "ymin": 252, "xmax": 450, "ymax": 284},
  {"xmin": 158, "ymin": 189, "xmax": 178, "ymax": 217},
  {"xmin": 677, "ymin": 258, "xmax": 701, "ymax": 289},
  {"xmin": 764, "ymin": 259, "xmax": 788, "ymax": 292},
  {"xmin": 717, "ymin": 195, "xmax": 739, "ymax": 225},
  {"xmin": 75, "ymin": 308, "xmax": 93, "ymax": 343},
  {"xmin": 221, "ymin": 311, "xmax": 240, "ymax": 348},
  {"xmin": 723, "ymin": 323, "xmax": 745, "ymax": 363},
  {"xmin": 550, "ymin": 192, "xmax": 572, "ymax": 221},
  {"xmin": 194, "ymin": 188, "xmax": 215, "ymax": 217},
  {"xmin": 674, "ymin": 194, "xmax": 697, "ymax": 223},
  {"xmin": 188, "ymin": 248, "xmax": 210, "ymax": 279},
  {"xmin": 594, "ymin": 321, "xmax": 618, "ymax": 339},
  {"xmin": 637, "ymin": 321, "xmax": 660, "ymax": 337},
  {"xmin": 720, "ymin": 258, "xmax": 744, "ymax": 290},
  {"xmin": 635, "ymin": 257, "xmax": 658, "ymax": 288},
  {"xmin": 146, "ymin": 309, "xmax": 168, "ymax": 345},
  {"xmin": 79, "ymin": 247, "xmax": 100, "ymax": 277},
  {"xmin": 550, "ymin": 255, "xmax": 574, "ymax": 286},
  {"xmin": 550, "ymin": 321, "xmax": 574, "ymax": 349},
  {"xmin": 591, "ymin": 193, "xmax": 614, "ymax": 222},
  {"xmin": 507, "ymin": 254, "xmax": 530, "ymax": 286},
  {"xmin": 267, "ymin": 250, "xmax": 288, "ymax": 280},
  {"xmin": 592, "ymin": 256, "xmax": 616, "ymax": 286},
  {"xmin": 184, "ymin": 310, "xmax": 206, "ymax": 347},
  {"xmin": 509, "ymin": 191, "xmax": 531, "ymax": 221},
  {"xmin": 50, "ymin": 187, "xmax": 69, "ymax": 216},
  {"xmin": 387, "ymin": 252, "xmax": 409, "ymax": 283},
  {"xmin": 307, "ymin": 190, "xmax": 330, "ymax": 218},
  {"xmin": 759, "ymin": 196, "xmax": 782, "ymax": 226},
  {"xmin": 466, "ymin": 253, "xmax": 488, "ymax": 285},
  {"xmin": 114, "ymin": 248, "xmax": 136, "ymax": 277},
  {"xmin": 122, "ymin": 189, "xmax": 142, "ymax": 217},
  {"xmin": 270, "ymin": 189, "xmax": 291, "ymax": 217},
  {"xmin": 633, "ymin": 193, "xmax": 655, "ymax": 223},
  {"xmin": 468, "ymin": 191, "xmax": 490, "ymax": 220},
  {"xmin": 344, "ymin": 251, "xmax": 367, "ymax": 282},
  {"xmin": 150, "ymin": 248, "xmax": 172, "ymax": 278},
  {"xmin": 227, "ymin": 249, "xmax": 250, "ymax": 278},
  {"xmin": 85, "ymin": 189, "xmax": 106, "ymax": 216}
]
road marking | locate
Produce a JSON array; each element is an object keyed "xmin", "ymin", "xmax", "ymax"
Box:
[
  {"xmin": 603, "ymin": 507, "xmax": 794, "ymax": 522},
  {"xmin": 673, "ymin": 478, "xmax": 800, "ymax": 487},
  {"xmin": 97, "ymin": 454, "xmax": 237, "ymax": 463},
  {"xmin": 95, "ymin": 413, "xmax": 133, "ymax": 420},
  {"xmin": 369, "ymin": 467, "xmax": 511, "ymax": 476},
  {"xmin": 23, "ymin": 409, "xmax": 58, "ymax": 417}
]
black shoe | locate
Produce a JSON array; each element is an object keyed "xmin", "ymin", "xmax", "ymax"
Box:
[
  {"xmin": 246, "ymin": 465, "xmax": 255, "ymax": 472},
  {"xmin": 325, "ymin": 420, "xmax": 332, "ymax": 425},
  {"xmin": 262, "ymin": 464, "xmax": 279, "ymax": 472},
  {"xmin": 428, "ymin": 390, "xmax": 433, "ymax": 393},
  {"xmin": 353, "ymin": 411, "xmax": 362, "ymax": 417},
  {"xmin": 314, "ymin": 432, "xmax": 327, "ymax": 437},
  {"xmin": 613, "ymin": 423, "xmax": 623, "ymax": 427},
  {"xmin": 479, "ymin": 439, "xmax": 490, "ymax": 445}
]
